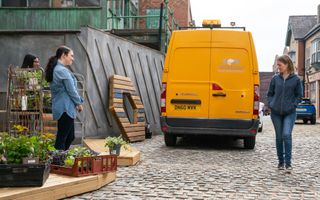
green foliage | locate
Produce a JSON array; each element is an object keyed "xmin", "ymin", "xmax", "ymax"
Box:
[
  {"xmin": 0, "ymin": 132, "xmax": 55, "ymax": 164},
  {"xmin": 64, "ymin": 147, "xmax": 95, "ymax": 167},
  {"xmin": 105, "ymin": 136, "xmax": 128, "ymax": 150}
]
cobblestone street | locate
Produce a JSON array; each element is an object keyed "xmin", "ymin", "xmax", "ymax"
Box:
[{"xmin": 71, "ymin": 117, "xmax": 320, "ymax": 199}]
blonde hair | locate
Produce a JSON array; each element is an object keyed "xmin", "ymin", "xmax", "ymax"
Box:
[{"xmin": 277, "ymin": 55, "xmax": 295, "ymax": 74}]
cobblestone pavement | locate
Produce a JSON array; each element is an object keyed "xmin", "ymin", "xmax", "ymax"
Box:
[{"xmin": 71, "ymin": 117, "xmax": 320, "ymax": 199}]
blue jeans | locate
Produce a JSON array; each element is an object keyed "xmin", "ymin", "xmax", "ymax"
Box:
[{"xmin": 271, "ymin": 111, "xmax": 296, "ymax": 165}]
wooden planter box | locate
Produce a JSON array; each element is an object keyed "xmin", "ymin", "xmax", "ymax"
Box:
[
  {"xmin": 51, "ymin": 155, "xmax": 117, "ymax": 177},
  {"xmin": 0, "ymin": 161, "xmax": 50, "ymax": 187}
]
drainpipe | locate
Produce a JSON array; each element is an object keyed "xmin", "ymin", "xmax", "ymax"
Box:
[{"xmin": 158, "ymin": 3, "xmax": 164, "ymax": 51}]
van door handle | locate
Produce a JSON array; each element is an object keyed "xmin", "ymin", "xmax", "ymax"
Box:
[{"xmin": 212, "ymin": 92, "xmax": 226, "ymax": 97}]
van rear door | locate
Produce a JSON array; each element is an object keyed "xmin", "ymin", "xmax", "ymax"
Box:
[
  {"xmin": 209, "ymin": 47, "xmax": 253, "ymax": 120},
  {"xmin": 166, "ymin": 44, "xmax": 211, "ymax": 118}
]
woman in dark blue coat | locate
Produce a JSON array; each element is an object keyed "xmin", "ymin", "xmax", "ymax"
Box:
[{"xmin": 267, "ymin": 55, "xmax": 303, "ymax": 173}]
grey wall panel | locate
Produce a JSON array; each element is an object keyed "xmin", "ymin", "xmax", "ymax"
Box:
[{"xmin": 0, "ymin": 34, "xmax": 64, "ymax": 92}]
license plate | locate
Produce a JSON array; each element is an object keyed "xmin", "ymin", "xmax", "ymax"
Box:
[
  {"xmin": 174, "ymin": 104, "xmax": 199, "ymax": 111},
  {"xmin": 296, "ymin": 108, "xmax": 307, "ymax": 112}
]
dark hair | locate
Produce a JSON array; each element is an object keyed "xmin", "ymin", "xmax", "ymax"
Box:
[
  {"xmin": 277, "ymin": 55, "xmax": 295, "ymax": 74},
  {"xmin": 21, "ymin": 54, "xmax": 37, "ymax": 68},
  {"xmin": 45, "ymin": 46, "xmax": 71, "ymax": 82}
]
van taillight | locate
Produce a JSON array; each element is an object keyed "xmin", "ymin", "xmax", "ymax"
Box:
[
  {"xmin": 253, "ymin": 85, "xmax": 260, "ymax": 115},
  {"xmin": 161, "ymin": 83, "xmax": 167, "ymax": 113}
]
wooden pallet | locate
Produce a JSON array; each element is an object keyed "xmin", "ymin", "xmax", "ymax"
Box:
[
  {"xmin": 109, "ymin": 75, "xmax": 146, "ymax": 142},
  {"xmin": 83, "ymin": 138, "xmax": 140, "ymax": 167},
  {"xmin": 0, "ymin": 172, "xmax": 116, "ymax": 200}
]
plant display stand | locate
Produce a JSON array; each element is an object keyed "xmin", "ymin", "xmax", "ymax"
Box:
[
  {"xmin": 83, "ymin": 138, "xmax": 141, "ymax": 166},
  {"xmin": 0, "ymin": 172, "xmax": 116, "ymax": 200},
  {"xmin": 6, "ymin": 66, "xmax": 44, "ymax": 135}
]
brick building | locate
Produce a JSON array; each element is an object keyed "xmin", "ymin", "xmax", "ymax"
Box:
[
  {"xmin": 139, "ymin": 0, "xmax": 193, "ymax": 29},
  {"xmin": 304, "ymin": 5, "xmax": 320, "ymax": 117},
  {"xmin": 259, "ymin": 72, "xmax": 274, "ymax": 111},
  {"xmin": 284, "ymin": 15, "xmax": 317, "ymax": 80}
]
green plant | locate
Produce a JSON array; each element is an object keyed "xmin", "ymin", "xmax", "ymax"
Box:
[
  {"xmin": 12, "ymin": 124, "xmax": 28, "ymax": 134},
  {"xmin": 105, "ymin": 136, "xmax": 128, "ymax": 151},
  {"xmin": 64, "ymin": 147, "xmax": 95, "ymax": 167},
  {"xmin": 3, "ymin": 135, "xmax": 35, "ymax": 164},
  {"xmin": 0, "ymin": 133, "xmax": 55, "ymax": 164}
]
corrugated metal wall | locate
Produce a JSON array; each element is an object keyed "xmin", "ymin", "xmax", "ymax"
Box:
[{"xmin": 0, "ymin": 27, "xmax": 164, "ymax": 139}]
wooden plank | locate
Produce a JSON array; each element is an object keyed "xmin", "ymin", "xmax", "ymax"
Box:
[
  {"xmin": 112, "ymin": 75, "xmax": 132, "ymax": 82},
  {"xmin": 128, "ymin": 135, "xmax": 146, "ymax": 142},
  {"xmin": 112, "ymin": 98, "xmax": 123, "ymax": 104},
  {"xmin": 83, "ymin": 139, "xmax": 140, "ymax": 166},
  {"xmin": 126, "ymin": 131, "xmax": 145, "ymax": 138},
  {"xmin": 0, "ymin": 173, "xmax": 116, "ymax": 200},
  {"xmin": 113, "ymin": 84, "xmax": 136, "ymax": 91},
  {"xmin": 122, "ymin": 122, "xmax": 145, "ymax": 128},
  {"xmin": 124, "ymin": 127, "xmax": 145, "ymax": 133},
  {"xmin": 118, "ymin": 118, "xmax": 129, "ymax": 123},
  {"xmin": 112, "ymin": 80, "xmax": 134, "ymax": 87}
]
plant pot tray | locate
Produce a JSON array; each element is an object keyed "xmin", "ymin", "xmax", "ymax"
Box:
[
  {"xmin": 0, "ymin": 172, "xmax": 116, "ymax": 200},
  {"xmin": 83, "ymin": 138, "xmax": 141, "ymax": 166},
  {"xmin": 50, "ymin": 155, "xmax": 117, "ymax": 177},
  {"xmin": 0, "ymin": 162, "xmax": 50, "ymax": 187}
]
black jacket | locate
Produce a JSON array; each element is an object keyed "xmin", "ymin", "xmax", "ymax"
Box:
[{"xmin": 267, "ymin": 73, "xmax": 303, "ymax": 115}]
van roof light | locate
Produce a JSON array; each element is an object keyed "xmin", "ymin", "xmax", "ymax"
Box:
[{"xmin": 202, "ymin": 19, "xmax": 221, "ymax": 28}]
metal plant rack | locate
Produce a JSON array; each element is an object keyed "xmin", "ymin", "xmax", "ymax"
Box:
[{"xmin": 6, "ymin": 65, "xmax": 44, "ymax": 136}]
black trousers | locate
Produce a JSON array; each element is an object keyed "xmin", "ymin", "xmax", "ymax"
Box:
[{"xmin": 54, "ymin": 112, "xmax": 75, "ymax": 150}]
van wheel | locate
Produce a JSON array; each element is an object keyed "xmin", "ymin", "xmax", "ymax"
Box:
[
  {"xmin": 164, "ymin": 134, "xmax": 177, "ymax": 146},
  {"xmin": 303, "ymin": 119, "xmax": 308, "ymax": 124},
  {"xmin": 311, "ymin": 116, "xmax": 316, "ymax": 125},
  {"xmin": 244, "ymin": 136, "xmax": 256, "ymax": 149}
]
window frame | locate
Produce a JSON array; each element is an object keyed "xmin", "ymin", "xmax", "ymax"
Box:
[{"xmin": 311, "ymin": 38, "xmax": 320, "ymax": 65}]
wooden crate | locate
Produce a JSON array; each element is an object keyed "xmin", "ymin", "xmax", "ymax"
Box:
[
  {"xmin": 42, "ymin": 113, "xmax": 57, "ymax": 133},
  {"xmin": 109, "ymin": 75, "xmax": 146, "ymax": 142},
  {"xmin": 83, "ymin": 139, "xmax": 140, "ymax": 167},
  {"xmin": 0, "ymin": 172, "xmax": 116, "ymax": 200}
]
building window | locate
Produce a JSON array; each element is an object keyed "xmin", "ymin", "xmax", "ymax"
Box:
[
  {"xmin": 108, "ymin": 0, "xmax": 124, "ymax": 15},
  {"xmin": 288, "ymin": 51, "xmax": 296, "ymax": 63},
  {"xmin": 75, "ymin": 0, "xmax": 100, "ymax": 7},
  {"xmin": 29, "ymin": 0, "xmax": 50, "ymax": 7},
  {"xmin": 146, "ymin": 9, "xmax": 160, "ymax": 29},
  {"xmin": 311, "ymin": 39, "xmax": 320, "ymax": 65},
  {"xmin": 2, "ymin": 0, "xmax": 27, "ymax": 7},
  {"xmin": 1, "ymin": 0, "xmax": 101, "ymax": 8}
]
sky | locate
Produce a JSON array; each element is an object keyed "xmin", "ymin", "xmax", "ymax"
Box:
[{"xmin": 190, "ymin": 0, "xmax": 319, "ymax": 72}]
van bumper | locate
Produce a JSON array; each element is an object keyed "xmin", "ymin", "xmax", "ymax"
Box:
[{"xmin": 160, "ymin": 117, "xmax": 259, "ymax": 137}]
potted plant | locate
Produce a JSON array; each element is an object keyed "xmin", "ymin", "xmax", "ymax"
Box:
[{"xmin": 105, "ymin": 136, "xmax": 128, "ymax": 156}]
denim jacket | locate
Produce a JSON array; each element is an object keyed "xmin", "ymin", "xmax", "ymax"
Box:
[
  {"xmin": 50, "ymin": 62, "xmax": 83, "ymax": 120},
  {"xmin": 267, "ymin": 73, "xmax": 302, "ymax": 115}
]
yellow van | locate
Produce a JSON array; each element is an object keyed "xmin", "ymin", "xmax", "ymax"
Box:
[{"xmin": 160, "ymin": 21, "xmax": 260, "ymax": 149}]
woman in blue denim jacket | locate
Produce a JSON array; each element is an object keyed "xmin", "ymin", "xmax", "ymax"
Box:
[
  {"xmin": 267, "ymin": 55, "xmax": 302, "ymax": 173},
  {"xmin": 45, "ymin": 46, "xmax": 84, "ymax": 150}
]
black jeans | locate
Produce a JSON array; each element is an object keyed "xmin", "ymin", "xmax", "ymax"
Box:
[{"xmin": 55, "ymin": 112, "xmax": 75, "ymax": 150}]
